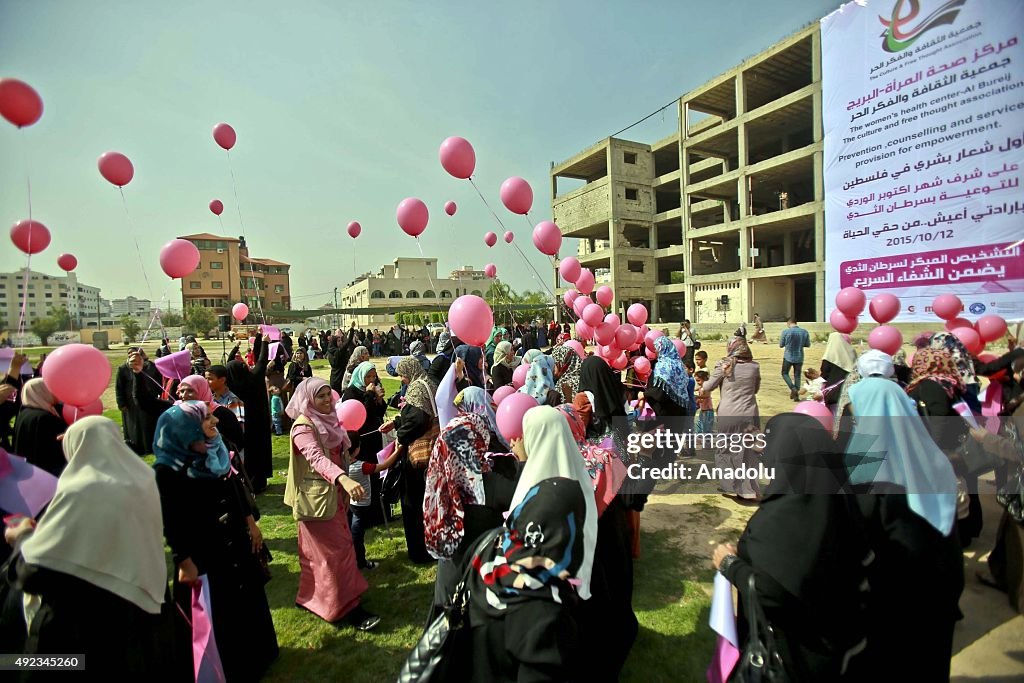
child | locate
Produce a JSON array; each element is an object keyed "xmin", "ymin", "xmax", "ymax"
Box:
[
  {"xmin": 348, "ymin": 443, "xmax": 401, "ymax": 570},
  {"xmin": 695, "ymin": 370, "xmax": 715, "ymax": 434},
  {"xmin": 800, "ymin": 367, "xmax": 825, "ymax": 401},
  {"xmin": 694, "ymin": 350, "xmax": 708, "ymax": 371},
  {"xmin": 269, "ymin": 386, "xmax": 284, "ymax": 435},
  {"xmin": 684, "ymin": 360, "xmax": 697, "ymax": 410}
]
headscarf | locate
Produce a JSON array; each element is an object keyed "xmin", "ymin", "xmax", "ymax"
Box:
[
  {"xmin": 572, "ymin": 392, "xmax": 594, "ymax": 428},
  {"xmin": 396, "ymin": 356, "xmax": 426, "ymax": 383},
  {"xmin": 400, "ymin": 356, "xmax": 435, "ymax": 416},
  {"xmin": 436, "ymin": 328, "xmax": 454, "ymax": 357},
  {"xmin": 520, "ymin": 354, "xmax": 557, "ymax": 403},
  {"xmin": 855, "ymin": 349, "xmax": 894, "ymax": 379},
  {"xmin": 929, "ymin": 332, "xmax": 978, "ymax": 385},
  {"xmin": 522, "ymin": 348, "xmax": 544, "ymax": 365},
  {"xmin": 508, "ymin": 407, "xmax": 598, "ymax": 600},
  {"xmin": 455, "ymin": 345, "xmax": 485, "ymax": 389},
  {"xmin": 20, "ymin": 378, "xmax": 58, "ymax": 415},
  {"xmin": 907, "ymin": 347, "xmax": 965, "ymax": 399},
  {"xmin": 454, "ymin": 386, "xmax": 507, "ymax": 448},
  {"xmin": 343, "ymin": 346, "xmax": 369, "ymax": 388},
  {"xmin": 741, "ymin": 413, "xmax": 868, "ymax": 612},
  {"xmin": 423, "ymin": 413, "xmax": 492, "ymax": 560},
  {"xmin": 350, "ymin": 361, "xmax": 376, "ymax": 391},
  {"xmin": 579, "ymin": 356, "xmax": 626, "ymax": 421},
  {"xmin": 652, "ymin": 336, "xmax": 691, "ymax": 409},
  {"xmin": 485, "ymin": 327, "xmax": 507, "ymax": 356},
  {"xmin": 21, "ymin": 416, "xmax": 165, "ymax": 614},
  {"xmin": 912, "ymin": 331, "xmax": 935, "ymax": 349},
  {"xmin": 153, "ymin": 402, "xmax": 231, "ymax": 479},
  {"xmin": 410, "ymin": 340, "xmax": 426, "ymax": 357},
  {"xmin": 720, "ymin": 336, "xmax": 754, "ymax": 378},
  {"xmin": 179, "ymin": 374, "xmax": 213, "ymax": 403},
  {"xmin": 470, "ymin": 477, "xmax": 588, "ymax": 614},
  {"xmin": 556, "ymin": 404, "xmax": 626, "ymax": 514},
  {"xmin": 551, "ymin": 344, "xmax": 582, "ymax": 398},
  {"xmin": 822, "ymin": 332, "xmax": 858, "ymax": 373},
  {"xmin": 285, "ymin": 378, "xmax": 346, "ymax": 450},
  {"xmin": 846, "ymin": 377, "xmax": 958, "ymax": 535},
  {"xmin": 493, "ymin": 341, "xmax": 517, "ymax": 369}
]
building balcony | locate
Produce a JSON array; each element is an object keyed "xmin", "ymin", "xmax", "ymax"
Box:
[
  {"xmin": 654, "ymin": 282, "xmax": 687, "ymax": 294},
  {"xmin": 652, "ymin": 169, "xmax": 681, "ymax": 188}
]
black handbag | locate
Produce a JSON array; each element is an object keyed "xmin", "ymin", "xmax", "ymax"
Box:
[
  {"xmin": 730, "ymin": 574, "xmax": 789, "ymax": 683},
  {"xmin": 397, "ymin": 534, "xmax": 493, "ymax": 683}
]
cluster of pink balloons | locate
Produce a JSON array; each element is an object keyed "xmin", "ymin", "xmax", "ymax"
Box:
[
  {"xmin": 831, "ymin": 287, "xmax": 903, "ymax": 355},
  {"xmin": 931, "ymin": 294, "xmax": 1007, "ymax": 354},
  {"xmin": 568, "ymin": 286, "xmax": 653, "ymax": 371}
]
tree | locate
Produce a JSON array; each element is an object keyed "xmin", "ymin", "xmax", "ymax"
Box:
[
  {"xmin": 184, "ymin": 305, "xmax": 216, "ymax": 337},
  {"xmin": 48, "ymin": 305, "xmax": 71, "ymax": 331},
  {"xmin": 161, "ymin": 311, "xmax": 184, "ymax": 327},
  {"xmin": 120, "ymin": 314, "xmax": 141, "ymax": 343},
  {"xmin": 30, "ymin": 316, "xmax": 59, "ymax": 346}
]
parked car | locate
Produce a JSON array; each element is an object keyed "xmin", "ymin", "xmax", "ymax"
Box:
[{"xmin": 427, "ymin": 322, "xmax": 445, "ymax": 335}]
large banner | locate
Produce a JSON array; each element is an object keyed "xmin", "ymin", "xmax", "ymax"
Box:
[{"xmin": 822, "ymin": 0, "xmax": 1024, "ymax": 321}]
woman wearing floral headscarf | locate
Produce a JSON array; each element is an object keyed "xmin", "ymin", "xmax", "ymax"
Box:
[
  {"xmin": 13, "ymin": 378, "xmax": 67, "ymax": 477},
  {"xmin": 551, "ymin": 343, "xmax": 583, "ymax": 402},
  {"xmin": 286, "ymin": 378, "xmax": 380, "ymax": 629},
  {"xmin": 646, "ymin": 336, "xmax": 693, "ymax": 418},
  {"xmin": 930, "ymin": 331, "xmax": 981, "ymax": 411},
  {"xmin": 700, "ymin": 336, "xmax": 762, "ymax": 501},
  {"xmin": 154, "ymin": 401, "xmax": 279, "ymax": 679},
  {"xmin": 489, "ymin": 340, "xmax": 518, "ymax": 391},
  {"xmin": 519, "ymin": 354, "xmax": 561, "ymax": 406},
  {"xmin": 454, "ymin": 386, "xmax": 508, "ymax": 451}
]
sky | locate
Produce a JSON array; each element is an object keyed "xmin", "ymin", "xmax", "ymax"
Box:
[{"xmin": 1, "ymin": 0, "xmax": 842, "ymax": 311}]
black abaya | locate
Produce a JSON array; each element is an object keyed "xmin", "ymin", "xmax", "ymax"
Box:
[
  {"xmin": 226, "ymin": 336, "xmax": 272, "ymax": 487},
  {"xmin": 12, "ymin": 407, "xmax": 67, "ymax": 477},
  {"xmin": 394, "ymin": 403, "xmax": 432, "ymax": 563}
]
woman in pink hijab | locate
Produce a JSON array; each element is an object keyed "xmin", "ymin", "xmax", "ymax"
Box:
[
  {"xmin": 12, "ymin": 379, "xmax": 67, "ymax": 477},
  {"xmin": 285, "ymin": 378, "xmax": 380, "ymax": 630}
]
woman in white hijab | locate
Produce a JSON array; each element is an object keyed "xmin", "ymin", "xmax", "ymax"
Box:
[
  {"xmin": 820, "ymin": 332, "xmax": 858, "ymax": 406},
  {"xmin": 10, "ymin": 416, "xmax": 167, "ymax": 675}
]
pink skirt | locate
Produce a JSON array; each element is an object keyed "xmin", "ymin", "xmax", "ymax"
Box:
[{"xmin": 295, "ymin": 501, "xmax": 368, "ymax": 622}]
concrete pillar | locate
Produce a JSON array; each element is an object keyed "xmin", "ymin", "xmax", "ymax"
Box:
[{"xmin": 783, "ymin": 231, "xmax": 794, "ymax": 264}]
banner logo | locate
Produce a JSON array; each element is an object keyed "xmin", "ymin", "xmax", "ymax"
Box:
[{"xmin": 878, "ymin": 0, "xmax": 966, "ymax": 52}]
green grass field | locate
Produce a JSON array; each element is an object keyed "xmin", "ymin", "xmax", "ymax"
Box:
[{"xmin": 101, "ymin": 374, "xmax": 715, "ymax": 682}]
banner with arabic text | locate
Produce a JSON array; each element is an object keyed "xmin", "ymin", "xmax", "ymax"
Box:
[{"xmin": 822, "ymin": 0, "xmax": 1024, "ymax": 321}]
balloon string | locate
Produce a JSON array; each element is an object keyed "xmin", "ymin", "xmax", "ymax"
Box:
[
  {"xmin": 16, "ymin": 134, "xmax": 34, "ymax": 350},
  {"xmin": 138, "ymin": 284, "xmax": 170, "ymax": 345},
  {"xmin": 119, "ymin": 187, "xmax": 155, "ymax": 301},
  {"xmin": 414, "ymin": 238, "xmax": 447, "ymax": 322},
  {"xmin": 226, "ymin": 150, "xmax": 266, "ymax": 325}
]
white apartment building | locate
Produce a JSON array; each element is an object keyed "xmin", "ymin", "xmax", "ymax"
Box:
[{"xmin": 0, "ymin": 268, "xmax": 102, "ymax": 329}]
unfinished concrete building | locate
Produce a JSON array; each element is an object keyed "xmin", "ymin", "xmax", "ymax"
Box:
[{"xmin": 551, "ymin": 24, "xmax": 823, "ymax": 326}]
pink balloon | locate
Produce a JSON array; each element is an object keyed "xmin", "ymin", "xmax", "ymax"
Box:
[
  {"xmin": 644, "ymin": 329, "xmax": 664, "ymax": 350},
  {"xmin": 931, "ymin": 294, "xmax": 962, "ymax": 321},
  {"xmin": 615, "ymin": 324, "xmax": 637, "ymax": 349},
  {"xmin": 504, "ymin": 231, "xmax": 514, "ymax": 243},
  {"xmin": 10, "ymin": 220, "xmax": 50, "ymax": 255},
  {"xmin": 575, "ymin": 319, "xmax": 594, "ymax": 340},
  {"xmin": 944, "ymin": 317, "xmax": 972, "ymax": 332},
  {"xmin": 572, "ymin": 296, "xmax": 590, "ymax": 318},
  {"xmin": 604, "ymin": 313, "xmax": 621, "ymax": 328},
  {"xmin": 213, "ymin": 122, "xmax": 236, "ymax": 150},
  {"xmin": 209, "ymin": 199, "xmax": 224, "ymax": 216},
  {"xmin": 484, "ymin": 231, "xmax": 497, "ymax": 247},
  {"xmin": 829, "ymin": 309, "xmax": 858, "ymax": 334},
  {"xmin": 159, "ymin": 239, "xmax": 201, "ymax": 279},
  {"xmin": 951, "ymin": 326, "xmax": 983, "ymax": 355},
  {"xmin": 62, "ymin": 399, "xmax": 103, "ymax": 425},
  {"xmin": 639, "ymin": 324, "xmax": 650, "ymax": 340},
  {"xmin": 633, "ymin": 356, "xmax": 651, "ymax": 377},
  {"xmin": 835, "ymin": 287, "xmax": 867, "ymax": 316},
  {"xmin": 444, "ymin": 201, "xmax": 457, "ymax": 216},
  {"xmin": 396, "ymin": 197, "xmax": 429, "ymax": 237},
  {"xmin": 594, "ymin": 322, "xmax": 617, "ymax": 346},
  {"xmin": 512, "ymin": 364, "xmax": 529, "ymax": 389},
  {"xmin": 492, "ymin": 385, "xmax": 516, "ymax": 405},
  {"xmin": 500, "ymin": 176, "xmax": 534, "ymax": 215},
  {"xmin": 559, "ymin": 257, "xmax": 582, "ymax": 284},
  {"xmin": 976, "ymin": 315, "xmax": 1008, "ymax": 342},
  {"xmin": 671, "ymin": 338, "xmax": 687, "ymax": 357},
  {"xmin": 868, "ymin": 325, "xmax": 903, "ymax": 355},
  {"xmin": 57, "ymin": 253, "xmax": 77, "ymax": 272},
  {"xmin": 532, "ymin": 220, "xmax": 562, "ymax": 256},
  {"xmin": 232, "ymin": 302, "xmax": 249, "ymax": 321},
  {"xmin": 599, "ymin": 344, "xmax": 618, "ymax": 361},
  {"xmin": 331, "ymin": 389, "xmax": 341, "ymax": 404},
  {"xmin": 97, "ymin": 151, "xmax": 134, "ymax": 187},
  {"xmin": 595, "ymin": 286, "xmax": 614, "ymax": 308},
  {"xmin": 868, "ymin": 294, "xmax": 900, "ymax": 324},
  {"xmin": 627, "ymin": 303, "xmax": 648, "ymax": 327},
  {"xmin": 564, "ymin": 340, "xmax": 585, "ymax": 359},
  {"xmin": 563, "ymin": 290, "xmax": 579, "ymax": 308},
  {"xmin": 793, "ymin": 401, "xmax": 833, "ymax": 431},
  {"xmin": 484, "ymin": 263, "xmax": 497, "ymax": 278},
  {"xmin": 0, "ymin": 78, "xmax": 43, "ymax": 128},
  {"xmin": 439, "ymin": 136, "xmax": 476, "ymax": 179},
  {"xmin": 645, "ymin": 347, "xmax": 657, "ymax": 360},
  {"xmin": 610, "ymin": 353, "xmax": 628, "ymax": 371},
  {"xmin": 337, "ymin": 399, "xmax": 367, "ymax": 430},
  {"xmin": 576, "ymin": 269, "xmax": 595, "ymax": 295},
  {"xmin": 448, "ymin": 295, "xmax": 493, "ymax": 346},
  {"xmin": 42, "ymin": 343, "xmax": 111, "ymax": 407},
  {"xmin": 347, "ymin": 221, "xmax": 361, "ymax": 239},
  {"xmin": 582, "ymin": 303, "xmax": 604, "ymax": 327},
  {"xmin": 496, "ymin": 392, "xmax": 537, "ymax": 441}
]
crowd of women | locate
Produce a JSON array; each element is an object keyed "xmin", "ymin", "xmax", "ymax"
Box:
[{"xmin": 0, "ymin": 318, "xmax": 1021, "ymax": 682}]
